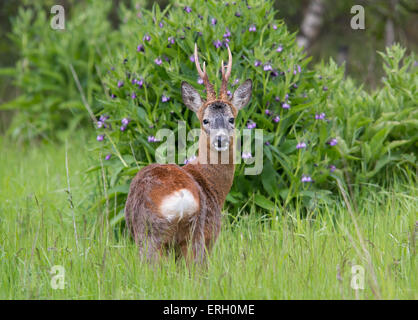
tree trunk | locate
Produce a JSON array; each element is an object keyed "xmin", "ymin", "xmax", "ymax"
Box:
[
  {"xmin": 385, "ymin": 0, "xmax": 398, "ymax": 47},
  {"xmin": 297, "ymin": 0, "xmax": 325, "ymax": 49}
]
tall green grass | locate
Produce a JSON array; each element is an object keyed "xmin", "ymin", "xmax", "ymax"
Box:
[{"xmin": 0, "ymin": 133, "xmax": 416, "ymax": 299}]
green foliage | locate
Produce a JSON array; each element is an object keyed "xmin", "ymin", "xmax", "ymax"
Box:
[
  {"xmin": 0, "ymin": 0, "xmax": 113, "ymax": 141},
  {"xmin": 0, "ymin": 133, "xmax": 417, "ymax": 299},
  {"xmin": 92, "ymin": 1, "xmax": 416, "ymax": 223},
  {"xmin": 2, "ymin": 1, "xmax": 415, "ymax": 222},
  {"xmin": 92, "ymin": 0, "xmax": 347, "ymax": 222},
  {"xmin": 322, "ymin": 45, "xmax": 417, "ymax": 184}
]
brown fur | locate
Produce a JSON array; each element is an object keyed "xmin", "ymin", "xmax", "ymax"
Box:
[
  {"xmin": 124, "ymin": 116, "xmax": 235, "ymax": 263},
  {"xmin": 125, "ymin": 46, "xmax": 251, "ymax": 263}
]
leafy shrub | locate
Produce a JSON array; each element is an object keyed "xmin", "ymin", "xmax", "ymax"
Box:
[
  {"xmin": 0, "ymin": 0, "xmax": 113, "ymax": 141},
  {"xmin": 92, "ymin": 0, "xmax": 344, "ymax": 223},
  {"xmin": 322, "ymin": 45, "xmax": 417, "ymax": 185},
  {"xmin": 86, "ymin": 1, "xmax": 415, "ymax": 224}
]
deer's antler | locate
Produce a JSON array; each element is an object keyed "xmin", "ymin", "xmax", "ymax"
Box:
[
  {"xmin": 219, "ymin": 45, "xmax": 232, "ymax": 100},
  {"xmin": 194, "ymin": 43, "xmax": 216, "ymax": 101}
]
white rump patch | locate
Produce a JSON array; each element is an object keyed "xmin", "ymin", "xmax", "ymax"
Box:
[{"xmin": 160, "ymin": 188, "xmax": 198, "ymax": 221}]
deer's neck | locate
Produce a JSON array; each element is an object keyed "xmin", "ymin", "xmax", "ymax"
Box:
[{"xmin": 184, "ymin": 132, "xmax": 236, "ymax": 207}]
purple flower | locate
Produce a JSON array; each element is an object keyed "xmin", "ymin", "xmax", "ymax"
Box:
[
  {"xmin": 271, "ymin": 70, "xmax": 279, "ymax": 77},
  {"xmin": 246, "ymin": 121, "xmax": 256, "ymax": 129},
  {"xmin": 323, "ymin": 86, "xmax": 328, "ymax": 91},
  {"xmin": 242, "ymin": 152, "xmax": 252, "ymax": 159},
  {"xmin": 211, "ymin": 18, "xmax": 217, "ymax": 25},
  {"xmin": 143, "ymin": 34, "xmax": 151, "ymax": 42},
  {"xmin": 329, "ymin": 165, "xmax": 336, "ymax": 173},
  {"xmin": 297, "ymin": 65, "xmax": 302, "ymax": 73},
  {"xmin": 184, "ymin": 6, "xmax": 192, "ymax": 13},
  {"xmin": 105, "ymin": 154, "xmax": 112, "ymax": 161},
  {"xmin": 272, "ymin": 24, "xmax": 278, "ymax": 30},
  {"xmin": 168, "ymin": 36, "xmax": 175, "ymax": 44},
  {"xmin": 296, "ymin": 142, "xmax": 307, "ymax": 149},
  {"xmin": 197, "ymin": 77, "xmax": 204, "ymax": 85},
  {"xmin": 162, "ymin": 94, "xmax": 170, "ymax": 102},
  {"xmin": 282, "ymin": 103, "xmax": 290, "ymax": 109},
  {"xmin": 265, "ymin": 109, "xmax": 271, "ymax": 115},
  {"xmin": 263, "ymin": 64, "xmax": 272, "ymax": 71},
  {"xmin": 148, "ymin": 136, "xmax": 159, "ymax": 143},
  {"xmin": 265, "ymin": 141, "xmax": 271, "ymax": 146},
  {"xmin": 110, "ymin": 93, "xmax": 116, "ymax": 99},
  {"xmin": 121, "ymin": 118, "xmax": 130, "ymax": 126},
  {"xmin": 254, "ymin": 60, "xmax": 262, "ymax": 67},
  {"xmin": 275, "ymin": 96, "xmax": 280, "ymax": 102},
  {"xmin": 273, "ymin": 116, "xmax": 280, "ymax": 123},
  {"xmin": 184, "ymin": 155, "xmax": 197, "ymax": 164},
  {"xmin": 154, "ymin": 57, "xmax": 162, "ymax": 65},
  {"xmin": 97, "ymin": 135, "xmax": 104, "ymax": 142},
  {"xmin": 301, "ymin": 175, "xmax": 313, "ymax": 183},
  {"xmin": 159, "ymin": 22, "xmax": 164, "ymax": 28},
  {"xmin": 315, "ymin": 113, "xmax": 326, "ymax": 120},
  {"xmin": 120, "ymin": 125, "xmax": 127, "ymax": 132},
  {"xmin": 117, "ymin": 80, "xmax": 124, "ymax": 88},
  {"xmin": 227, "ymin": 90, "xmax": 232, "ymax": 97},
  {"xmin": 213, "ymin": 40, "xmax": 222, "ymax": 49},
  {"xmin": 232, "ymin": 78, "xmax": 240, "ymax": 87},
  {"xmin": 223, "ymin": 28, "xmax": 231, "ymax": 38},
  {"xmin": 235, "ymin": 12, "xmax": 241, "ymax": 17},
  {"xmin": 276, "ymin": 45, "xmax": 283, "ymax": 53},
  {"xmin": 285, "ymin": 94, "xmax": 289, "ymax": 100},
  {"xmin": 137, "ymin": 44, "xmax": 145, "ymax": 52},
  {"xmin": 99, "ymin": 115, "xmax": 109, "ymax": 122},
  {"xmin": 189, "ymin": 55, "xmax": 195, "ymax": 63},
  {"xmin": 137, "ymin": 79, "xmax": 144, "ymax": 88},
  {"xmin": 328, "ymin": 138, "xmax": 338, "ymax": 146},
  {"xmin": 249, "ymin": 24, "xmax": 256, "ymax": 32},
  {"xmin": 131, "ymin": 92, "xmax": 137, "ymax": 99},
  {"xmin": 96, "ymin": 121, "xmax": 104, "ymax": 129}
]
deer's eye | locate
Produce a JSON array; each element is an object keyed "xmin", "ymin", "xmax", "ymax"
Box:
[
  {"xmin": 203, "ymin": 119, "xmax": 209, "ymax": 125},
  {"xmin": 229, "ymin": 118, "xmax": 235, "ymax": 124}
]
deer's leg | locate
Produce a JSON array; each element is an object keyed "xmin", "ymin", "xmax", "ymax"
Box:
[
  {"xmin": 131, "ymin": 217, "xmax": 164, "ymax": 263},
  {"xmin": 179, "ymin": 242, "xmax": 193, "ymax": 266}
]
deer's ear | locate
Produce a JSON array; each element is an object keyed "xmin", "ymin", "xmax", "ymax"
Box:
[
  {"xmin": 181, "ymin": 81, "xmax": 202, "ymax": 113},
  {"xmin": 231, "ymin": 79, "xmax": 252, "ymax": 110}
]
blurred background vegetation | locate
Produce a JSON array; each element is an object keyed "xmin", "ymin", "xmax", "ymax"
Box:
[{"xmin": 0, "ymin": 0, "xmax": 417, "ymax": 134}]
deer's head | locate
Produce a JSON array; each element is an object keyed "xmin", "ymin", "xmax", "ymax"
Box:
[{"xmin": 182, "ymin": 44, "xmax": 252, "ymax": 153}]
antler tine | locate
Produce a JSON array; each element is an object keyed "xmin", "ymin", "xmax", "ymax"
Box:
[
  {"xmin": 220, "ymin": 45, "xmax": 233, "ymax": 100},
  {"xmin": 221, "ymin": 60, "xmax": 224, "ymax": 78},
  {"xmin": 225, "ymin": 45, "xmax": 232, "ymax": 81},
  {"xmin": 194, "ymin": 43, "xmax": 216, "ymax": 101},
  {"xmin": 194, "ymin": 43, "xmax": 205, "ymax": 79}
]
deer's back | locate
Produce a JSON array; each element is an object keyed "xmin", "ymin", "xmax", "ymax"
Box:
[{"xmin": 125, "ymin": 163, "xmax": 221, "ymax": 250}]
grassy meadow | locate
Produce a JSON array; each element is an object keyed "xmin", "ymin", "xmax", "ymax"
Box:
[{"xmin": 0, "ymin": 132, "xmax": 416, "ymax": 299}]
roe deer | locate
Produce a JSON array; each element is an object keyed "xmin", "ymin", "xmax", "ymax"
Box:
[{"xmin": 125, "ymin": 44, "xmax": 252, "ymax": 263}]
